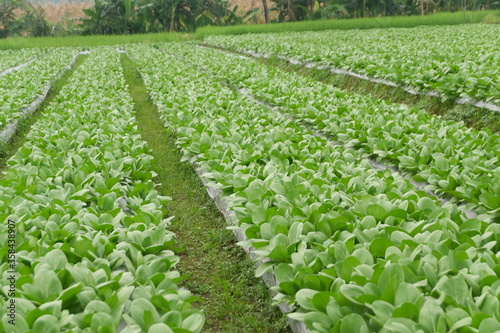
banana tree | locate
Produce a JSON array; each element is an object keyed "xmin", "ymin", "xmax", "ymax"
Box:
[
  {"xmin": 81, "ymin": 0, "xmax": 247, "ymax": 34},
  {"xmin": 0, "ymin": 0, "xmax": 33, "ymax": 37},
  {"xmin": 0, "ymin": 0, "xmax": 51, "ymax": 37},
  {"xmin": 270, "ymin": 0, "xmax": 301, "ymax": 21},
  {"xmin": 168, "ymin": 0, "xmax": 182, "ymax": 32},
  {"xmin": 81, "ymin": 0, "xmax": 146, "ymax": 34},
  {"xmin": 195, "ymin": 0, "xmax": 259, "ymax": 28},
  {"xmin": 139, "ymin": 0, "xmax": 197, "ymax": 32},
  {"xmin": 262, "ymin": 0, "xmax": 269, "ymax": 23}
]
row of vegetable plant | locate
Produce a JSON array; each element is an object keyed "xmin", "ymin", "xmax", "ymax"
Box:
[
  {"xmin": 204, "ymin": 25, "xmax": 500, "ymax": 106},
  {"xmin": 0, "ymin": 48, "xmax": 45, "ymax": 74},
  {"xmin": 0, "ymin": 47, "xmax": 203, "ymax": 333},
  {"xmin": 0, "ymin": 48, "xmax": 77, "ymax": 132},
  {"xmin": 158, "ymin": 42, "xmax": 500, "ymax": 219},
  {"xmin": 125, "ymin": 44, "xmax": 500, "ymax": 333}
]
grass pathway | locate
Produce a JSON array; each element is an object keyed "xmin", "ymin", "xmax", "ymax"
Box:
[{"xmin": 121, "ymin": 54, "xmax": 290, "ymax": 333}]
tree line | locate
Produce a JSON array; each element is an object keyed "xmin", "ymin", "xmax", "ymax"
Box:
[
  {"xmin": 79, "ymin": 0, "xmax": 259, "ymax": 35},
  {"xmin": 0, "ymin": 0, "xmax": 258, "ymax": 37},
  {"xmin": 0, "ymin": 0, "xmax": 498, "ymax": 38},
  {"xmin": 0, "ymin": 0, "xmax": 49, "ymax": 38},
  {"xmin": 267, "ymin": 0, "xmax": 499, "ymax": 22}
]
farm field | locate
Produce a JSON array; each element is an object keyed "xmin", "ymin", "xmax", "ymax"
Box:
[
  {"xmin": 0, "ymin": 49, "xmax": 45, "ymax": 73},
  {"xmin": 1, "ymin": 47, "xmax": 204, "ymax": 333},
  {"xmin": 204, "ymin": 25, "xmax": 500, "ymax": 106},
  {"xmin": 166, "ymin": 42, "xmax": 500, "ymax": 216},
  {"xmin": 1, "ymin": 23, "xmax": 500, "ymax": 333},
  {"xmin": 0, "ymin": 48, "xmax": 77, "ymax": 134}
]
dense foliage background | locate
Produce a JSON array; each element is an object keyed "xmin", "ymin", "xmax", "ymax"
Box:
[{"xmin": 270, "ymin": 0, "xmax": 500, "ymax": 21}]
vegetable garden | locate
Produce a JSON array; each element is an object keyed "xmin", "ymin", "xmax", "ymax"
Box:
[{"xmin": 1, "ymin": 23, "xmax": 500, "ymax": 333}]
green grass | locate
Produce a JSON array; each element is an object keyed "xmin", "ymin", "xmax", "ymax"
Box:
[
  {"xmin": 481, "ymin": 12, "xmax": 500, "ymax": 24},
  {"xmin": 258, "ymin": 55, "xmax": 500, "ymax": 133},
  {"xmin": 196, "ymin": 10, "xmax": 500, "ymax": 36},
  {"xmin": 1, "ymin": 10, "xmax": 498, "ymax": 49},
  {"xmin": 0, "ymin": 32, "xmax": 194, "ymax": 50},
  {"xmin": 0, "ymin": 53, "xmax": 88, "ymax": 168},
  {"xmin": 120, "ymin": 54, "xmax": 291, "ymax": 333}
]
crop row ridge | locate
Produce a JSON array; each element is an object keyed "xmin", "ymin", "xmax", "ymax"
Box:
[
  {"xmin": 195, "ymin": 45, "xmax": 480, "ymax": 221},
  {"xmin": 0, "ymin": 50, "xmax": 89, "ymax": 146},
  {"xmin": 203, "ymin": 43, "xmax": 500, "ymax": 114},
  {"xmin": 0, "ymin": 48, "xmax": 54, "ymax": 77}
]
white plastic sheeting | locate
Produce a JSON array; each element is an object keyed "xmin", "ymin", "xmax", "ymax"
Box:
[
  {"xmin": 193, "ymin": 162, "xmax": 309, "ymax": 333},
  {"xmin": 0, "ymin": 57, "xmax": 38, "ymax": 77},
  {"xmin": 215, "ymin": 46, "xmax": 500, "ymax": 114},
  {"xmin": 237, "ymin": 82, "xmax": 479, "ymax": 221},
  {"xmin": 0, "ymin": 51, "xmax": 90, "ymax": 145}
]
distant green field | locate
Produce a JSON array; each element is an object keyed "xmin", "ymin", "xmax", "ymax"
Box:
[
  {"xmin": 196, "ymin": 10, "xmax": 500, "ymax": 36},
  {"xmin": 0, "ymin": 32, "xmax": 193, "ymax": 50},
  {"xmin": 0, "ymin": 10, "xmax": 498, "ymax": 49}
]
